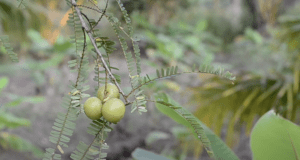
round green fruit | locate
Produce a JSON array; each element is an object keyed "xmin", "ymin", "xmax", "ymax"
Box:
[
  {"xmin": 102, "ymin": 98, "xmax": 125, "ymax": 124},
  {"xmin": 97, "ymin": 83, "xmax": 120, "ymax": 102},
  {"xmin": 83, "ymin": 97, "xmax": 102, "ymax": 120}
]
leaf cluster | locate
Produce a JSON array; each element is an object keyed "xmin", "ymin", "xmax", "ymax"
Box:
[{"xmin": 43, "ymin": 0, "xmax": 236, "ymax": 159}]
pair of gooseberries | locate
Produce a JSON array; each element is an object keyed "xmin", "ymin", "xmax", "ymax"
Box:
[{"xmin": 83, "ymin": 83, "xmax": 125, "ymax": 124}]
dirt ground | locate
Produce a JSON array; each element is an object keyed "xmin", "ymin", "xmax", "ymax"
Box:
[{"xmin": 0, "ymin": 53, "xmax": 252, "ymax": 160}]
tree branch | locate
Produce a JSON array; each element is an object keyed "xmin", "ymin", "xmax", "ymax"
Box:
[{"xmin": 71, "ymin": 0, "xmax": 128, "ymax": 103}]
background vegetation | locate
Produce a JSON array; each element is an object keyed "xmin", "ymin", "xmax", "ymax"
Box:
[{"xmin": 0, "ymin": 0, "xmax": 299, "ymax": 159}]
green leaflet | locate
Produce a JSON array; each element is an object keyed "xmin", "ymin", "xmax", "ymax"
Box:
[
  {"xmin": 154, "ymin": 93, "xmax": 240, "ymax": 160},
  {"xmin": 250, "ymin": 110, "xmax": 300, "ymax": 160},
  {"xmin": 43, "ymin": 95, "xmax": 79, "ymax": 160}
]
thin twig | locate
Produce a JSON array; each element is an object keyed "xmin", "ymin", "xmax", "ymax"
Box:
[
  {"xmin": 75, "ymin": 4, "xmax": 132, "ymax": 38},
  {"xmin": 71, "ymin": 0, "xmax": 128, "ymax": 104},
  {"xmin": 89, "ymin": 0, "xmax": 109, "ymax": 31},
  {"xmin": 80, "ymin": 12, "xmax": 94, "ymax": 31},
  {"xmin": 17, "ymin": 0, "xmax": 24, "ymax": 8},
  {"xmin": 87, "ymin": 0, "xmax": 101, "ymax": 9},
  {"xmin": 75, "ymin": 4, "xmax": 102, "ymax": 13}
]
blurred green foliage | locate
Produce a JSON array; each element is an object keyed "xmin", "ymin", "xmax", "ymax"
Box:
[
  {"xmin": 205, "ymin": 0, "xmax": 256, "ymax": 48},
  {"xmin": 0, "ymin": 76, "xmax": 44, "ymax": 158},
  {"xmin": 227, "ymin": 27, "xmax": 288, "ymax": 75},
  {"xmin": 0, "ymin": 0, "xmax": 48, "ymax": 42},
  {"xmin": 278, "ymin": 2, "xmax": 300, "ymax": 63},
  {"xmin": 187, "ymin": 2, "xmax": 300, "ymax": 148},
  {"xmin": 0, "ymin": 29, "xmax": 74, "ymax": 95},
  {"xmin": 131, "ymin": 11, "xmax": 221, "ymax": 72}
]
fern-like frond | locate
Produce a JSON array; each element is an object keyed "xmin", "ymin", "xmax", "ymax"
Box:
[
  {"xmin": 106, "ymin": 15, "xmax": 137, "ymax": 78},
  {"xmin": 44, "ymin": 79, "xmax": 91, "ymax": 159},
  {"xmin": 43, "ymin": 95, "xmax": 77, "ymax": 160},
  {"xmin": 115, "ymin": 0, "xmax": 142, "ymax": 78},
  {"xmin": 70, "ymin": 119, "xmax": 111, "ymax": 160},
  {"xmin": 130, "ymin": 90, "xmax": 147, "ymax": 114},
  {"xmin": 154, "ymin": 94, "xmax": 215, "ymax": 158},
  {"xmin": 70, "ymin": 141, "xmax": 97, "ymax": 160},
  {"xmin": 91, "ymin": 30, "xmax": 122, "ymax": 90},
  {"xmin": 115, "ymin": 0, "xmax": 133, "ymax": 36},
  {"xmin": 92, "ymin": 55, "xmax": 102, "ymax": 95},
  {"xmin": 117, "ymin": 0, "xmax": 143, "ymax": 78},
  {"xmin": 127, "ymin": 64, "xmax": 235, "ymax": 98},
  {"xmin": 43, "ymin": 148, "xmax": 61, "ymax": 160},
  {"xmin": 105, "ymin": 13, "xmax": 146, "ymax": 113},
  {"xmin": 44, "ymin": 29, "xmax": 90, "ymax": 160},
  {"xmin": 77, "ymin": 55, "xmax": 90, "ymax": 81},
  {"xmin": 67, "ymin": 7, "xmax": 90, "ymax": 83},
  {"xmin": 0, "ymin": 35, "xmax": 19, "ymax": 62},
  {"xmin": 133, "ymin": 41, "xmax": 142, "ymax": 76},
  {"xmin": 127, "ymin": 64, "xmax": 235, "ymax": 114},
  {"xmin": 197, "ymin": 64, "xmax": 236, "ymax": 81},
  {"xmin": 95, "ymin": 37, "xmax": 116, "ymax": 54},
  {"xmin": 67, "ymin": 8, "xmax": 85, "ymax": 57},
  {"xmin": 92, "ymin": 52, "xmax": 122, "ymax": 86}
]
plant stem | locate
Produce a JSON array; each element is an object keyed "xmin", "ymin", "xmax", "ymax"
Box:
[{"xmin": 71, "ymin": 0, "xmax": 128, "ymax": 103}]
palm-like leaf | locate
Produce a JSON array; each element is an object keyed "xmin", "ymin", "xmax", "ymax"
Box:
[{"xmin": 188, "ymin": 71, "xmax": 300, "ymax": 147}]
